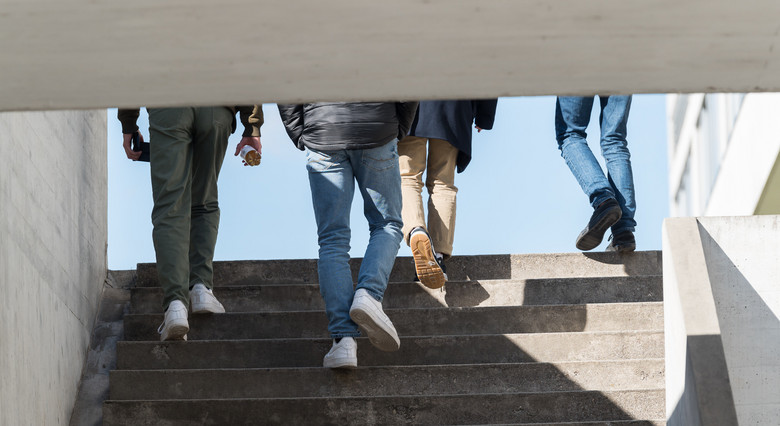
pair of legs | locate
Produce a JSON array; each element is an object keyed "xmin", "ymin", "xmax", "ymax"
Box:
[
  {"xmin": 398, "ymin": 136, "xmax": 459, "ymax": 258},
  {"xmin": 149, "ymin": 107, "xmax": 230, "ymax": 339},
  {"xmin": 306, "ymin": 140, "xmax": 403, "ymax": 362},
  {"xmin": 555, "ymin": 96, "xmax": 637, "ymax": 250},
  {"xmin": 398, "ymin": 136, "xmax": 456, "ymax": 288}
]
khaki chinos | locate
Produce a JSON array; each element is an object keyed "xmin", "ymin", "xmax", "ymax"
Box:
[
  {"xmin": 148, "ymin": 107, "xmax": 233, "ymax": 310},
  {"xmin": 398, "ymin": 135, "xmax": 459, "ymax": 258}
]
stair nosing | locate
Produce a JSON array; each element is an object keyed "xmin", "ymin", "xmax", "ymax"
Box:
[
  {"xmin": 116, "ymin": 329, "xmax": 665, "ymax": 347},
  {"xmin": 110, "ymin": 357, "xmax": 667, "ymax": 373},
  {"xmin": 105, "ymin": 387, "xmax": 665, "ymax": 403},
  {"xmin": 124, "ymin": 301, "xmax": 665, "ymax": 317},
  {"xmin": 130, "ymin": 274, "xmax": 665, "ymax": 289}
]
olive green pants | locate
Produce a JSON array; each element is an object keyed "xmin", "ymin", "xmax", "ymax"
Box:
[{"xmin": 148, "ymin": 107, "xmax": 233, "ymax": 310}]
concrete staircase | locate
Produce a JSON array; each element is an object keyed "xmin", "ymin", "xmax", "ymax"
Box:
[{"xmin": 102, "ymin": 252, "xmax": 665, "ymax": 425}]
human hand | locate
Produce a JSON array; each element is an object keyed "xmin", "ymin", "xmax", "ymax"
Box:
[
  {"xmin": 235, "ymin": 136, "xmax": 262, "ymax": 166},
  {"xmin": 123, "ymin": 133, "xmax": 142, "ymax": 161},
  {"xmin": 475, "ymin": 126, "xmax": 483, "ymax": 133}
]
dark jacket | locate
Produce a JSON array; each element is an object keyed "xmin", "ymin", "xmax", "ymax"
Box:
[
  {"xmin": 278, "ymin": 102, "xmax": 418, "ymax": 151},
  {"xmin": 409, "ymin": 99, "xmax": 497, "ymax": 173},
  {"xmin": 117, "ymin": 106, "xmax": 264, "ymax": 137}
]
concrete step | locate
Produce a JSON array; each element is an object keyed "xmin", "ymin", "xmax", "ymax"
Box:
[
  {"xmin": 504, "ymin": 422, "xmax": 665, "ymax": 426},
  {"xmin": 135, "ymin": 251, "xmax": 662, "ymax": 287},
  {"xmin": 103, "ymin": 390, "xmax": 665, "ymax": 425},
  {"xmin": 109, "ymin": 359, "xmax": 665, "ymax": 400},
  {"xmin": 130, "ymin": 276, "xmax": 663, "ymax": 313},
  {"xmin": 116, "ymin": 331, "xmax": 664, "ymax": 370},
  {"xmin": 123, "ymin": 302, "xmax": 663, "ymax": 341}
]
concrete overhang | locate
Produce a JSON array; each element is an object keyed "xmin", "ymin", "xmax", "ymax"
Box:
[{"xmin": 2, "ymin": 0, "xmax": 780, "ymax": 111}]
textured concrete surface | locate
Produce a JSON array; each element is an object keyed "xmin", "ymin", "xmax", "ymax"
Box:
[
  {"xmin": 103, "ymin": 390, "xmax": 665, "ymax": 425},
  {"xmin": 663, "ymin": 216, "xmax": 780, "ymax": 425},
  {"xmin": 2, "ymin": 1, "xmax": 780, "ymax": 111},
  {"xmin": 514, "ymin": 422, "xmax": 665, "ymax": 426},
  {"xmin": 135, "ymin": 251, "xmax": 662, "ymax": 287},
  {"xmin": 0, "ymin": 110, "xmax": 107, "ymax": 426},
  {"xmin": 122, "ymin": 302, "xmax": 663, "ymax": 341},
  {"xmin": 109, "ymin": 359, "xmax": 664, "ymax": 399},
  {"xmin": 696, "ymin": 216, "xmax": 780, "ymax": 424},
  {"xmin": 100, "ymin": 251, "xmax": 664, "ymax": 424},
  {"xmin": 69, "ymin": 272, "xmax": 133, "ymax": 426},
  {"xmin": 116, "ymin": 331, "xmax": 664, "ymax": 370},
  {"xmin": 130, "ymin": 275, "xmax": 663, "ymax": 313},
  {"xmin": 663, "ymin": 217, "xmax": 732, "ymax": 426}
]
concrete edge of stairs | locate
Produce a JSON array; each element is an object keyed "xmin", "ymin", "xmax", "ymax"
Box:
[
  {"xmin": 135, "ymin": 251, "xmax": 663, "ymax": 287},
  {"xmin": 72, "ymin": 254, "xmax": 666, "ymax": 425},
  {"xmin": 68, "ymin": 271, "xmax": 133, "ymax": 426}
]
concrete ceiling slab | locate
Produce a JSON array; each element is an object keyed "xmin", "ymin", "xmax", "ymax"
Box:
[{"xmin": 1, "ymin": 0, "xmax": 779, "ymax": 111}]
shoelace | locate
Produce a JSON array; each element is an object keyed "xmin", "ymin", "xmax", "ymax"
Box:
[{"xmin": 157, "ymin": 322, "xmax": 165, "ymax": 335}]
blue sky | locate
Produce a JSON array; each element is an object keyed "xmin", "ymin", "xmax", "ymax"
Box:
[{"xmin": 107, "ymin": 95, "xmax": 668, "ymax": 270}]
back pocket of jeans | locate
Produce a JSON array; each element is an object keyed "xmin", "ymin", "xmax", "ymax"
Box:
[
  {"xmin": 362, "ymin": 143, "xmax": 398, "ymax": 171},
  {"xmin": 306, "ymin": 149, "xmax": 346, "ymax": 173}
]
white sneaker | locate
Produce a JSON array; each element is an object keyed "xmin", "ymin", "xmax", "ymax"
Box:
[
  {"xmin": 158, "ymin": 300, "xmax": 189, "ymax": 341},
  {"xmin": 190, "ymin": 283, "xmax": 225, "ymax": 314},
  {"xmin": 349, "ymin": 289, "xmax": 400, "ymax": 352},
  {"xmin": 323, "ymin": 337, "xmax": 358, "ymax": 369}
]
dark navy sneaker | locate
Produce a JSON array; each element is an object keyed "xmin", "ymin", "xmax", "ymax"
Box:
[
  {"xmin": 606, "ymin": 230, "xmax": 636, "ymax": 252},
  {"xmin": 576, "ymin": 198, "xmax": 623, "ymax": 251}
]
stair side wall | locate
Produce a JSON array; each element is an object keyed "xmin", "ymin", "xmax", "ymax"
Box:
[
  {"xmin": 664, "ymin": 215, "xmax": 780, "ymax": 425},
  {"xmin": 0, "ymin": 110, "xmax": 108, "ymax": 426}
]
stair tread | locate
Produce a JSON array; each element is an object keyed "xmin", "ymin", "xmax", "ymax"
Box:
[
  {"xmin": 135, "ymin": 251, "xmax": 663, "ymax": 287},
  {"xmin": 490, "ymin": 421, "xmax": 665, "ymax": 426},
  {"xmin": 131, "ymin": 275, "xmax": 664, "ymax": 289},
  {"xmin": 126, "ymin": 301, "xmax": 665, "ymax": 314},
  {"xmin": 102, "ymin": 253, "xmax": 666, "ymax": 426},
  {"xmin": 109, "ymin": 359, "xmax": 665, "ymax": 399},
  {"xmin": 102, "ymin": 390, "xmax": 665, "ymax": 425},
  {"xmin": 122, "ymin": 302, "xmax": 664, "ymax": 341},
  {"xmin": 130, "ymin": 276, "xmax": 664, "ymax": 313},
  {"xmin": 114, "ymin": 358, "xmax": 668, "ymax": 371},
  {"xmin": 107, "ymin": 388, "xmax": 666, "ymax": 401},
  {"xmin": 116, "ymin": 331, "xmax": 665, "ymax": 369}
]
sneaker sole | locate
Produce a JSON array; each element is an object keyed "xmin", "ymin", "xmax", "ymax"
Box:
[
  {"xmin": 160, "ymin": 324, "xmax": 189, "ymax": 341},
  {"xmin": 349, "ymin": 307, "xmax": 400, "ymax": 352},
  {"xmin": 191, "ymin": 301, "xmax": 225, "ymax": 314},
  {"xmin": 323, "ymin": 358, "xmax": 358, "ymax": 369},
  {"xmin": 576, "ymin": 208, "xmax": 623, "ymax": 251},
  {"xmin": 410, "ymin": 233, "xmax": 446, "ymax": 289}
]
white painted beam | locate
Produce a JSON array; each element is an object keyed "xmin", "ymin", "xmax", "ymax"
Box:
[{"xmin": 1, "ymin": 0, "xmax": 779, "ymax": 111}]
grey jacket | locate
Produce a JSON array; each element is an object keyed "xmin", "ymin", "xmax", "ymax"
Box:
[{"xmin": 278, "ymin": 102, "xmax": 418, "ymax": 151}]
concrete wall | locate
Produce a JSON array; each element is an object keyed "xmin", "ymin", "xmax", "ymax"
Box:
[
  {"xmin": 664, "ymin": 215, "xmax": 780, "ymax": 425},
  {"xmin": 0, "ymin": 111, "xmax": 108, "ymax": 425},
  {"xmin": 3, "ymin": 1, "xmax": 780, "ymax": 111}
]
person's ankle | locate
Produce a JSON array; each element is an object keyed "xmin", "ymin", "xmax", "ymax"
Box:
[{"xmin": 597, "ymin": 198, "xmax": 618, "ymax": 209}]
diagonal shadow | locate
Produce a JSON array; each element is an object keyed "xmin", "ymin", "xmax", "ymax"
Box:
[
  {"xmin": 345, "ymin": 253, "xmax": 664, "ymax": 424},
  {"xmin": 681, "ymin": 222, "xmax": 780, "ymax": 425},
  {"xmin": 113, "ymin": 253, "xmax": 664, "ymax": 424}
]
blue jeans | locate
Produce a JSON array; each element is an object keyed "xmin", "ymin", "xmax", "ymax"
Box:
[
  {"xmin": 555, "ymin": 96, "xmax": 636, "ymax": 233},
  {"xmin": 305, "ymin": 140, "xmax": 404, "ymax": 338}
]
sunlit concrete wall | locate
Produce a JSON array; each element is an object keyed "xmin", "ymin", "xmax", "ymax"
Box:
[
  {"xmin": 0, "ymin": 110, "xmax": 107, "ymax": 425},
  {"xmin": 664, "ymin": 215, "xmax": 780, "ymax": 425}
]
